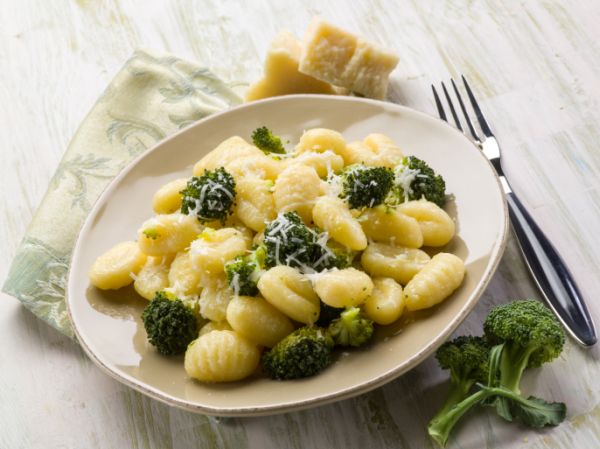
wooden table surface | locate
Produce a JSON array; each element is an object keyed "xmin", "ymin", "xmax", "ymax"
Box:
[{"xmin": 3, "ymin": 1, "xmax": 600, "ymax": 448}]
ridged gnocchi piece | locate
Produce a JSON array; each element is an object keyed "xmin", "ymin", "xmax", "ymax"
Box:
[
  {"xmin": 89, "ymin": 241, "xmax": 147, "ymax": 290},
  {"xmin": 397, "ymin": 199, "xmax": 455, "ymax": 247},
  {"xmin": 167, "ymin": 251, "xmax": 202, "ymax": 296},
  {"xmin": 199, "ymin": 278, "xmax": 233, "ymax": 321},
  {"xmin": 193, "ymin": 136, "xmax": 263, "ymax": 176},
  {"xmin": 359, "ymin": 206, "xmax": 423, "ymax": 248},
  {"xmin": 199, "ymin": 320, "xmax": 233, "ymax": 336},
  {"xmin": 138, "ymin": 213, "xmax": 201, "ymax": 257},
  {"xmin": 185, "ymin": 330, "xmax": 260, "ymax": 382},
  {"xmin": 312, "ymin": 196, "xmax": 367, "ymax": 250},
  {"xmin": 285, "ymin": 150, "xmax": 344, "ymax": 177},
  {"xmin": 235, "ymin": 177, "xmax": 276, "ymax": 232},
  {"xmin": 362, "ymin": 277, "xmax": 404, "ymax": 325},
  {"xmin": 225, "ymin": 154, "xmax": 283, "ymax": 181},
  {"xmin": 226, "ymin": 295, "xmax": 295, "ymax": 347},
  {"xmin": 404, "ymin": 253, "xmax": 465, "ymax": 311},
  {"xmin": 363, "ymin": 133, "xmax": 404, "ymax": 167},
  {"xmin": 190, "ymin": 228, "xmax": 250, "ymax": 278},
  {"xmin": 361, "ymin": 241, "xmax": 430, "ymax": 285},
  {"xmin": 257, "ymin": 266, "xmax": 320, "ymax": 324},
  {"xmin": 152, "ymin": 178, "xmax": 187, "ymax": 214},
  {"xmin": 274, "ymin": 164, "xmax": 322, "ymax": 224},
  {"xmin": 312, "ymin": 268, "xmax": 374, "ymax": 308},
  {"xmin": 295, "ymin": 128, "xmax": 347, "ymax": 156},
  {"xmin": 134, "ymin": 256, "xmax": 172, "ymax": 300}
]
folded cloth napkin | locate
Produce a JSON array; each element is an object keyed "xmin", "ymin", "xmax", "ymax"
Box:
[{"xmin": 3, "ymin": 49, "xmax": 242, "ymax": 337}]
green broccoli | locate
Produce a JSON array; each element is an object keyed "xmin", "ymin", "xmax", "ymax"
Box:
[
  {"xmin": 141, "ymin": 291, "xmax": 198, "ymax": 356},
  {"xmin": 339, "ymin": 165, "xmax": 394, "ymax": 209},
  {"xmin": 180, "ymin": 167, "xmax": 236, "ymax": 223},
  {"xmin": 251, "ymin": 126, "xmax": 286, "ymax": 154},
  {"xmin": 393, "ymin": 156, "xmax": 446, "ymax": 207},
  {"xmin": 427, "ymin": 300, "xmax": 567, "ymax": 447},
  {"xmin": 328, "ymin": 307, "xmax": 374, "ymax": 347},
  {"xmin": 483, "ymin": 299, "xmax": 566, "ymax": 419},
  {"xmin": 224, "ymin": 246, "xmax": 266, "ymax": 296},
  {"xmin": 262, "ymin": 327, "xmax": 334, "ymax": 380},
  {"xmin": 263, "ymin": 212, "xmax": 319, "ymax": 269},
  {"xmin": 427, "ymin": 336, "xmax": 490, "ymax": 444}
]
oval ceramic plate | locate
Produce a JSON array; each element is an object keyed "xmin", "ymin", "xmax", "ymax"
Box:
[{"xmin": 68, "ymin": 95, "xmax": 508, "ymax": 416}]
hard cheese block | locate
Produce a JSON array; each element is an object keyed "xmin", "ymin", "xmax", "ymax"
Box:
[
  {"xmin": 245, "ymin": 31, "xmax": 338, "ymax": 101},
  {"xmin": 299, "ymin": 18, "xmax": 399, "ymax": 100}
]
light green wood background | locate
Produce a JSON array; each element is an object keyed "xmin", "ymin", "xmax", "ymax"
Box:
[{"xmin": 2, "ymin": 1, "xmax": 600, "ymax": 448}]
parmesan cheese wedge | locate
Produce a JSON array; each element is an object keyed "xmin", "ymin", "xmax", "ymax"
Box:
[
  {"xmin": 245, "ymin": 31, "xmax": 338, "ymax": 102},
  {"xmin": 299, "ymin": 17, "xmax": 399, "ymax": 99}
]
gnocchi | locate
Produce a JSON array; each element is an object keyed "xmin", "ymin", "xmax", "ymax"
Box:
[
  {"xmin": 138, "ymin": 213, "xmax": 201, "ymax": 257},
  {"xmin": 312, "ymin": 196, "xmax": 367, "ymax": 250},
  {"xmin": 235, "ymin": 177, "xmax": 277, "ymax": 232},
  {"xmin": 359, "ymin": 206, "xmax": 423, "ymax": 248},
  {"xmin": 185, "ymin": 330, "xmax": 261, "ymax": 382},
  {"xmin": 397, "ymin": 200, "xmax": 455, "ymax": 247},
  {"xmin": 152, "ymin": 178, "xmax": 187, "ymax": 214},
  {"xmin": 274, "ymin": 164, "xmax": 322, "ymax": 224},
  {"xmin": 91, "ymin": 129, "xmax": 465, "ymax": 384},
  {"xmin": 362, "ymin": 277, "xmax": 404, "ymax": 325},
  {"xmin": 404, "ymin": 253, "xmax": 465, "ymax": 311},
  {"xmin": 134, "ymin": 256, "xmax": 172, "ymax": 300},
  {"xmin": 89, "ymin": 241, "xmax": 147, "ymax": 290},
  {"xmin": 312, "ymin": 268, "xmax": 374, "ymax": 308},
  {"xmin": 361, "ymin": 242, "xmax": 430, "ymax": 285},
  {"xmin": 227, "ymin": 295, "xmax": 295, "ymax": 347},
  {"xmin": 257, "ymin": 266, "xmax": 320, "ymax": 324}
]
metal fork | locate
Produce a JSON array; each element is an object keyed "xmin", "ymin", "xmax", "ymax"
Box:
[{"xmin": 432, "ymin": 76, "xmax": 597, "ymax": 347}]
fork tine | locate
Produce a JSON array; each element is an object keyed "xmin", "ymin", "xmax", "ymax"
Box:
[
  {"xmin": 432, "ymin": 85, "xmax": 447, "ymax": 121},
  {"xmin": 451, "ymin": 78, "xmax": 480, "ymax": 142},
  {"xmin": 461, "ymin": 75, "xmax": 493, "ymax": 137},
  {"xmin": 441, "ymin": 82, "xmax": 463, "ymax": 131}
]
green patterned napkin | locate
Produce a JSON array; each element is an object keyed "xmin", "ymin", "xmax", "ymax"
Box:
[{"xmin": 3, "ymin": 49, "xmax": 242, "ymax": 337}]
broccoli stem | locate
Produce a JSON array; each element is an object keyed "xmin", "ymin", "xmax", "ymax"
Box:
[
  {"xmin": 428, "ymin": 384, "xmax": 566, "ymax": 447},
  {"xmin": 431, "ymin": 379, "xmax": 476, "ymax": 423},
  {"xmin": 427, "ymin": 388, "xmax": 490, "ymax": 447},
  {"xmin": 498, "ymin": 343, "xmax": 537, "ymax": 394}
]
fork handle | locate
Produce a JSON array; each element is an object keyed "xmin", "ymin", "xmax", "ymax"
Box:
[{"xmin": 507, "ymin": 191, "xmax": 597, "ymax": 346}]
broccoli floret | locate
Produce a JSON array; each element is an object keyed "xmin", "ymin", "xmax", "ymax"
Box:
[
  {"xmin": 427, "ymin": 336, "xmax": 490, "ymax": 444},
  {"xmin": 262, "ymin": 212, "xmax": 352, "ymax": 272},
  {"xmin": 393, "ymin": 156, "xmax": 446, "ymax": 207},
  {"xmin": 180, "ymin": 167, "xmax": 236, "ymax": 223},
  {"xmin": 251, "ymin": 126, "xmax": 286, "ymax": 154},
  {"xmin": 340, "ymin": 165, "xmax": 394, "ymax": 209},
  {"xmin": 224, "ymin": 246, "xmax": 266, "ymax": 296},
  {"xmin": 264, "ymin": 212, "xmax": 318, "ymax": 269},
  {"xmin": 484, "ymin": 299, "xmax": 565, "ymax": 420},
  {"xmin": 141, "ymin": 291, "xmax": 198, "ymax": 356},
  {"xmin": 315, "ymin": 302, "xmax": 344, "ymax": 327},
  {"xmin": 262, "ymin": 327, "xmax": 334, "ymax": 380},
  {"xmin": 328, "ymin": 307, "xmax": 374, "ymax": 347},
  {"xmin": 484, "ymin": 300, "xmax": 565, "ymax": 393}
]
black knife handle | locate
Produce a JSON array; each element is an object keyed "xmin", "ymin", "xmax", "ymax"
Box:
[{"xmin": 507, "ymin": 192, "xmax": 597, "ymax": 346}]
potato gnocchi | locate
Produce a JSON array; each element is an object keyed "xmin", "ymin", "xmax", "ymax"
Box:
[{"xmin": 90, "ymin": 128, "xmax": 465, "ymax": 384}]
